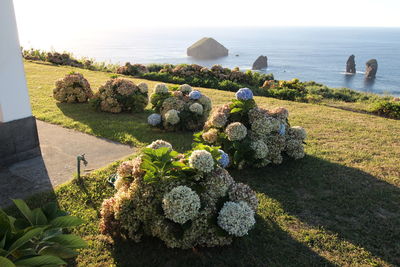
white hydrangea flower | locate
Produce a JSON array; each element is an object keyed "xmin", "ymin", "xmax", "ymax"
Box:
[
  {"xmin": 147, "ymin": 140, "xmax": 173, "ymax": 150},
  {"xmin": 114, "ymin": 175, "xmax": 125, "ymax": 190},
  {"xmin": 217, "ymin": 201, "xmax": 255, "ymax": 237},
  {"xmin": 189, "ymin": 103, "xmax": 204, "ymax": 115},
  {"xmin": 178, "ymin": 84, "xmax": 192, "ymax": 94},
  {"xmin": 137, "ymin": 82, "xmax": 148, "ymax": 93},
  {"xmin": 210, "ymin": 113, "xmax": 227, "ymax": 128},
  {"xmin": 164, "ymin": 109, "xmax": 180, "ymax": 125},
  {"xmin": 228, "ymin": 183, "xmax": 258, "ymax": 211},
  {"xmin": 285, "ymin": 139, "xmax": 305, "ymax": 159},
  {"xmin": 189, "ymin": 150, "xmax": 215, "ymax": 173},
  {"xmin": 162, "ymin": 186, "xmax": 201, "ymax": 224},
  {"xmin": 154, "ymin": 83, "xmax": 169, "ymax": 94},
  {"xmin": 251, "ymin": 116, "xmax": 274, "ymax": 136},
  {"xmin": 225, "ymin": 122, "xmax": 247, "ymax": 141},
  {"xmin": 250, "ymin": 140, "xmax": 269, "ymax": 159},
  {"xmin": 288, "ymin": 126, "xmax": 307, "ymax": 141},
  {"xmin": 198, "ymin": 95, "xmax": 212, "ymax": 111}
]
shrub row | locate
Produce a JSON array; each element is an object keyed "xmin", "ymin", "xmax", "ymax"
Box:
[
  {"xmin": 22, "ymin": 48, "xmax": 119, "ymax": 72},
  {"xmin": 24, "ymin": 48, "xmax": 399, "ymax": 119},
  {"xmin": 370, "ymin": 100, "xmax": 400, "ymax": 119},
  {"xmin": 53, "ymin": 72, "xmax": 149, "ymax": 114},
  {"xmin": 260, "ymin": 79, "xmax": 388, "ymax": 103}
]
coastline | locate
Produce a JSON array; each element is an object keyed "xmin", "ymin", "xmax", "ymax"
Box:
[{"xmin": 19, "ymin": 27, "xmax": 400, "ymax": 96}]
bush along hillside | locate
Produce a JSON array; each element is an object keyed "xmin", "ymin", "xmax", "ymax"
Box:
[
  {"xmin": 22, "ymin": 48, "xmax": 119, "ymax": 72},
  {"xmin": 53, "ymin": 72, "xmax": 93, "ymax": 103},
  {"xmin": 148, "ymin": 83, "xmax": 212, "ymax": 131},
  {"xmin": 259, "ymin": 78, "xmax": 390, "ymax": 103},
  {"xmin": 100, "ymin": 140, "xmax": 258, "ymax": 248},
  {"xmin": 370, "ymin": 99, "xmax": 400, "ymax": 119},
  {"xmin": 22, "ymin": 48, "xmax": 399, "ymax": 119},
  {"xmin": 90, "ymin": 78, "xmax": 149, "ymax": 113},
  {"xmin": 138, "ymin": 64, "xmax": 274, "ymax": 93},
  {"xmin": 195, "ymin": 88, "xmax": 306, "ymax": 169}
]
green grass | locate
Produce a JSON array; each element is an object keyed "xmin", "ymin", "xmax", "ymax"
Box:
[{"xmin": 22, "ymin": 61, "xmax": 400, "ymax": 266}]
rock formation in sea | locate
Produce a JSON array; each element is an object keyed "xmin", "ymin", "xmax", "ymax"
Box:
[
  {"xmin": 365, "ymin": 59, "xmax": 378, "ymax": 79},
  {"xmin": 252, "ymin": 55, "xmax": 268, "ymax": 70},
  {"xmin": 187, "ymin": 37, "xmax": 228, "ymax": 59},
  {"xmin": 346, "ymin": 55, "xmax": 356, "ymax": 74}
]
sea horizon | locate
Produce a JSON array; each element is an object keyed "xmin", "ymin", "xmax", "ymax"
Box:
[{"xmin": 19, "ymin": 26, "xmax": 400, "ymax": 96}]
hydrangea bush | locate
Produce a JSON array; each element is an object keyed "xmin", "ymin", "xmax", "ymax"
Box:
[
  {"xmin": 90, "ymin": 78, "xmax": 148, "ymax": 113},
  {"xmin": 148, "ymin": 84, "xmax": 212, "ymax": 131},
  {"xmin": 194, "ymin": 88, "xmax": 306, "ymax": 169},
  {"xmin": 100, "ymin": 140, "xmax": 258, "ymax": 248},
  {"xmin": 53, "ymin": 72, "xmax": 93, "ymax": 103}
]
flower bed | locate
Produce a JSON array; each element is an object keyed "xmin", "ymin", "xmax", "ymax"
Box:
[
  {"xmin": 53, "ymin": 72, "xmax": 93, "ymax": 103},
  {"xmin": 46, "ymin": 52, "xmax": 84, "ymax": 67},
  {"xmin": 100, "ymin": 140, "xmax": 258, "ymax": 249},
  {"xmin": 116, "ymin": 62, "xmax": 148, "ymax": 76},
  {"xmin": 141, "ymin": 64, "xmax": 274, "ymax": 93},
  {"xmin": 147, "ymin": 84, "xmax": 212, "ymax": 131},
  {"xmin": 90, "ymin": 78, "xmax": 148, "ymax": 113},
  {"xmin": 195, "ymin": 88, "xmax": 307, "ymax": 169}
]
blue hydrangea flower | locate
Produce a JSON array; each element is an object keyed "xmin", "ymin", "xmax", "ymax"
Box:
[
  {"xmin": 218, "ymin": 149, "xmax": 230, "ymax": 168},
  {"xmin": 235, "ymin": 88, "xmax": 253, "ymax": 101},
  {"xmin": 279, "ymin": 123, "xmax": 286, "ymax": 136},
  {"xmin": 148, "ymin": 113, "xmax": 162, "ymax": 126},
  {"xmin": 189, "ymin": 90, "xmax": 202, "ymax": 100}
]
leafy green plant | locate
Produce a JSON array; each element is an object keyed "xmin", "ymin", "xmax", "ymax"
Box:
[
  {"xmin": 218, "ymin": 80, "xmax": 242, "ymax": 92},
  {"xmin": 229, "ymin": 99, "xmax": 257, "ymax": 125},
  {"xmin": 150, "ymin": 92, "xmax": 172, "ymax": 113},
  {"xmin": 370, "ymin": 100, "xmax": 400, "ymax": 119},
  {"xmin": 116, "ymin": 93, "xmax": 148, "ymax": 112},
  {"xmin": 190, "ymin": 143, "xmax": 222, "ymax": 163},
  {"xmin": 141, "ymin": 72, "xmax": 173, "ymax": 83},
  {"xmin": 146, "ymin": 64, "xmax": 165, "ymax": 73},
  {"xmin": 0, "ymin": 199, "xmax": 87, "ymax": 266},
  {"xmin": 140, "ymin": 147, "xmax": 186, "ymax": 183}
]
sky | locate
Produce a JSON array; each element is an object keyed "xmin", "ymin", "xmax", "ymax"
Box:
[{"xmin": 13, "ymin": 0, "xmax": 400, "ymax": 34}]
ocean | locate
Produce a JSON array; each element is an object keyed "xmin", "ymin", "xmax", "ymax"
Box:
[{"xmin": 20, "ymin": 27, "xmax": 400, "ymax": 96}]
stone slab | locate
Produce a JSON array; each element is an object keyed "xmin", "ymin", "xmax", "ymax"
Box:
[{"xmin": 0, "ymin": 116, "xmax": 41, "ymax": 166}]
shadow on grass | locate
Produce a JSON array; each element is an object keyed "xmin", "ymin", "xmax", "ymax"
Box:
[
  {"xmin": 230, "ymin": 155, "xmax": 400, "ymax": 266},
  {"xmin": 56, "ymin": 102, "xmax": 194, "ymax": 151},
  {"xmin": 108, "ymin": 217, "xmax": 334, "ymax": 267}
]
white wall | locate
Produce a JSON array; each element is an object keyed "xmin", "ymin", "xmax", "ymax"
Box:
[{"xmin": 0, "ymin": 0, "xmax": 32, "ymax": 123}]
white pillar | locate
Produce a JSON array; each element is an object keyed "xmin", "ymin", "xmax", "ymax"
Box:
[{"xmin": 0, "ymin": 0, "xmax": 32, "ymax": 123}]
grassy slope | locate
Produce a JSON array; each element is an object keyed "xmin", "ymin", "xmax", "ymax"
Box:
[{"xmin": 24, "ymin": 61, "xmax": 400, "ymax": 266}]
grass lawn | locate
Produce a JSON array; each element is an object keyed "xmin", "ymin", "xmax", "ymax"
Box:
[{"xmin": 21, "ymin": 61, "xmax": 400, "ymax": 266}]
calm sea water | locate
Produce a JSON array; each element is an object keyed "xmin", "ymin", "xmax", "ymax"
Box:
[{"xmin": 20, "ymin": 27, "xmax": 400, "ymax": 96}]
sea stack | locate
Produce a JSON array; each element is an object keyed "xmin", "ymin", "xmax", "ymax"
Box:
[
  {"xmin": 252, "ymin": 55, "xmax": 268, "ymax": 70},
  {"xmin": 346, "ymin": 55, "xmax": 356, "ymax": 74},
  {"xmin": 365, "ymin": 59, "xmax": 378, "ymax": 79},
  {"xmin": 187, "ymin": 37, "xmax": 228, "ymax": 59}
]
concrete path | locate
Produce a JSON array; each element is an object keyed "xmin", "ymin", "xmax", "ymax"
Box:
[{"xmin": 0, "ymin": 120, "xmax": 134, "ymax": 207}]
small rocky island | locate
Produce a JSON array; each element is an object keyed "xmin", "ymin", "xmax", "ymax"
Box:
[
  {"xmin": 252, "ymin": 55, "xmax": 268, "ymax": 70},
  {"xmin": 187, "ymin": 37, "xmax": 228, "ymax": 59},
  {"xmin": 365, "ymin": 59, "xmax": 378, "ymax": 79},
  {"xmin": 346, "ymin": 55, "xmax": 356, "ymax": 74}
]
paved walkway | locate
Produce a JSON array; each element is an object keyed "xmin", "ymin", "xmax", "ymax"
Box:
[{"xmin": 0, "ymin": 120, "xmax": 134, "ymax": 207}]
